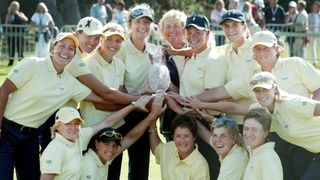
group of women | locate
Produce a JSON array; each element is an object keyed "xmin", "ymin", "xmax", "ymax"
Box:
[{"xmin": 1, "ymin": 2, "xmax": 320, "ymax": 180}]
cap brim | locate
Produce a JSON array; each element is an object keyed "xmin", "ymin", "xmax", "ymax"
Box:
[
  {"xmin": 83, "ymin": 29, "xmax": 103, "ymax": 36},
  {"xmin": 252, "ymin": 42, "xmax": 274, "ymax": 48},
  {"xmin": 185, "ymin": 24, "xmax": 206, "ymax": 30},
  {"xmin": 252, "ymin": 83, "xmax": 274, "ymax": 90},
  {"xmin": 101, "ymin": 138, "xmax": 122, "ymax": 146},
  {"xmin": 54, "ymin": 34, "xmax": 79, "ymax": 48},
  {"xmin": 131, "ymin": 15, "xmax": 154, "ymax": 22},
  {"xmin": 103, "ymin": 32, "xmax": 125, "ymax": 40},
  {"xmin": 219, "ymin": 18, "xmax": 243, "ymax": 25}
]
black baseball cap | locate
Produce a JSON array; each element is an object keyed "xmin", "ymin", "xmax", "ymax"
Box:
[
  {"xmin": 219, "ymin": 10, "xmax": 245, "ymax": 25},
  {"xmin": 185, "ymin": 14, "xmax": 210, "ymax": 30},
  {"xmin": 94, "ymin": 127, "xmax": 122, "ymax": 146}
]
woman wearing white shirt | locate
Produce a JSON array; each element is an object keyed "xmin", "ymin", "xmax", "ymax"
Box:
[{"xmin": 31, "ymin": 2, "xmax": 54, "ymax": 57}]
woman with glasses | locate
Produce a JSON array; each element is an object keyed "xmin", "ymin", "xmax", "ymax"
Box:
[
  {"xmin": 197, "ymin": 117, "xmax": 248, "ymax": 180},
  {"xmin": 111, "ymin": 3, "xmax": 156, "ymax": 180},
  {"xmin": 41, "ymin": 95, "xmax": 164, "ymax": 180},
  {"xmin": 148, "ymin": 111, "xmax": 209, "ymax": 180},
  {"xmin": 243, "ymin": 108, "xmax": 282, "ymax": 180}
]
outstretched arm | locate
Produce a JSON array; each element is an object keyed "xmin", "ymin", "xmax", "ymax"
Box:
[
  {"xmin": 77, "ymin": 74, "xmax": 139, "ymax": 105},
  {"xmin": 182, "ymin": 96, "xmax": 249, "ymax": 115},
  {"xmin": 148, "ymin": 120, "xmax": 162, "ymax": 155},
  {"xmin": 195, "ymin": 86, "xmax": 232, "ymax": 102},
  {"xmin": 91, "ymin": 96, "xmax": 154, "ymax": 135},
  {"xmin": 196, "ymin": 120, "xmax": 212, "ymax": 146},
  {"xmin": 116, "ymin": 95, "xmax": 164, "ymax": 156}
]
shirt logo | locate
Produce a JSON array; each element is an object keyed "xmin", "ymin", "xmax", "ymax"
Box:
[
  {"xmin": 46, "ymin": 160, "xmax": 52, "ymax": 164},
  {"xmin": 86, "ymin": 175, "xmax": 92, "ymax": 179},
  {"xmin": 13, "ymin": 69, "xmax": 19, "ymax": 73},
  {"xmin": 79, "ymin": 62, "xmax": 85, "ymax": 67},
  {"xmin": 281, "ymin": 76, "xmax": 288, "ymax": 80}
]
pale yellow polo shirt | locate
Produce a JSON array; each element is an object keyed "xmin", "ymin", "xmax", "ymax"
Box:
[
  {"xmin": 217, "ymin": 144, "xmax": 248, "ymax": 180},
  {"xmin": 261, "ymin": 95, "xmax": 320, "ymax": 153},
  {"xmin": 216, "ymin": 40, "xmax": 260, "ymax": 124},
  {"xmin": 180, "ymin": 46, "xmax": 227, "ymax": 97},
  {"xmin": 80, "ymin": 49, "xmax": 125, "ymax": 127},
  {"xmin": 244, "ymin": 142, "xmax": 283, "ymax": 180},
  {"xmin": 155, "ymin": 141, "xmax": 210, "ymax": 180},
  {"xmin": 172, "ymin": 55, "xmax": 186, "ymax": 79},
  {"xmin": 81, "ymin": 149, "xmax": 112, "ymax": 180},
  {"xmin": 65, "ymin": 48, "xmax": 91, "ymax": 77},
  {"xmin": 272, "ymin": 57, "xmax": 320, "ymax": 98},
  {"xmin": 4, "ymin": 57, "xmax": 91, "ymax": 128},
  {"xmin": 41, "ymin": 128, "xmax": 93, "ymax": 180},
  {"xmin": 116, "ymin": 39, "xmax": 155, "ymax": 93},
  {"xmin": 215, "ymin": 38, "xmax": 257, "ymax": 82}
]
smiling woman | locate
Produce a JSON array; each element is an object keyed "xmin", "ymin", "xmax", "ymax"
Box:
[
  {"xmin": 0, "ymin": 32, "xmax": 107, "ymax": 180},
  {"xmin": 148, "ymin": 111, "xmax": 210, "ymax": 180}
]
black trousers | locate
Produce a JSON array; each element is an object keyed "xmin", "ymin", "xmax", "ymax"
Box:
[
  {"xmin": 270, "ymin": 132, "xmax": 314, "ymax": 180},
  {"xmin": 108, "ymin": 111, "xmax": 150, "ymax": 180}
]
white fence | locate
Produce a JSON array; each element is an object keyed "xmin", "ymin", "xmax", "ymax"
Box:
[{"xmin": 0, "ymin": 24, "xmax": 319, "ymax": 62}]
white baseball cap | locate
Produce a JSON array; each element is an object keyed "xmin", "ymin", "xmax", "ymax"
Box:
[
  {"xmin": 102, "ymin": 22, "xmax": 125, "ymax": 40},
  {"xmin": 289, "ymin": 1, "xmax": 297, "ymax": 8},
  {"xmin": 252, "ymin": 30, "xmax": 277, "ymax": 48},
  {"xmin": 250, "ymin": 72, "xmax": 277, "ymax": 90},
  {"xmin": 76, "ymin": 17, "xmax": 103, "ymax": 36},
  {"xmin": 55, "ymin": 107, "xmax": 85, "ymax": 124}
]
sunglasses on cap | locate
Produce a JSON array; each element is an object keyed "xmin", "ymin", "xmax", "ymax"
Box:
[
  {"xmin": 250, "ymin": 77, "xmax": 275, "ymax": 86},
  {"xmin": 130, "ymin": 8, "xmax": 153, "ymax": 21},
  {"xmin": 99, "ymin": 130, "xmax": 123, "ymax": 140},
  {"xmin": 214, "ymin": 117, "xmax": 238, "ymax": 129}
]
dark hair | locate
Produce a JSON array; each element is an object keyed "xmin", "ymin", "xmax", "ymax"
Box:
[
  {"xmin": 213, "ymin": 117, "xmax": 245, "ymax": 148},
  {"xmin": 243, "ymin": 108, "xmax": 271, "ymax": 132},
  {"xmin": 172, "ymin": 111, "xmax": 198, "ymax": 138}
]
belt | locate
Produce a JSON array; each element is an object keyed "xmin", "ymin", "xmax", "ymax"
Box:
[{"xmin": 3, "ymin": 118, "xmax": 38, "ymax": 133}]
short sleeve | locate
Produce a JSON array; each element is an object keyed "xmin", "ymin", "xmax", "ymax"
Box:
[
  {"xmin": 40, "ymin": 142, "xmax": 63, "ymax": 174},
  {"xmin": 7, "ymin": 58, "xmax": 37, "ymax": 89}
]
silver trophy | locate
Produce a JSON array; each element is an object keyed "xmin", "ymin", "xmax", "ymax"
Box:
[{"xmin": 148, "ymin": 46, "xmax": 171, "ymax": 94}]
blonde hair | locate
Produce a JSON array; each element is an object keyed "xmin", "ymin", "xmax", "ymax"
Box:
[
  {"xmin": 8, "ymin": 1, "xmax": 20, "ymax": 14},
  {"xmin": 50, "ymin": 121, "xmax": 61, "ymax": 139},
  {"xmin": 158, "ymin": 9, "xmax": 187, "ymax": 37},
  {"xmin": 36, "ymin": 2, "xmax": 49, "ymax": 13}
]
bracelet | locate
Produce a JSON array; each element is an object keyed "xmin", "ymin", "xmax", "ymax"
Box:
[{"xmin": 148, "ymin": 127, "xmax": 157, "ymax": 133}]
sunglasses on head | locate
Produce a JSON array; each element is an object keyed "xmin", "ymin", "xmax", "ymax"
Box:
[
  {"xmin": 214, "ymin": 117, "xmax": 238, "ymax": 129},
  {"xmin": 130, "ymin": 8, "xmax": 152, "ymax": 20},
  {"xmin": 99, "ymin": 130, "xmax": 123, "ymax": 140}
]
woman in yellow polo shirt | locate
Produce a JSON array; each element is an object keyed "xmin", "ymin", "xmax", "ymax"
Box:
[
  {"xmin": 243, "ymin": 108, "xmax": 282, "ymax": 180},
  {"xmin": 0, "ymin": 32, "xmax": 105, "ymax": 180},
  {"xmin": 41, "ymin": 95, "xmax": 164, "ymax": 180},
  {"xmin": 111, "ymin": 3, "xmax": 156, "ymax": 179},
  {"xmin": 148, "ymin": 111, "xmax": 209, "ymax": 180},
  {"xmin": 197, "ymin": 116, "xmax": 248, "ymax": 180}
]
